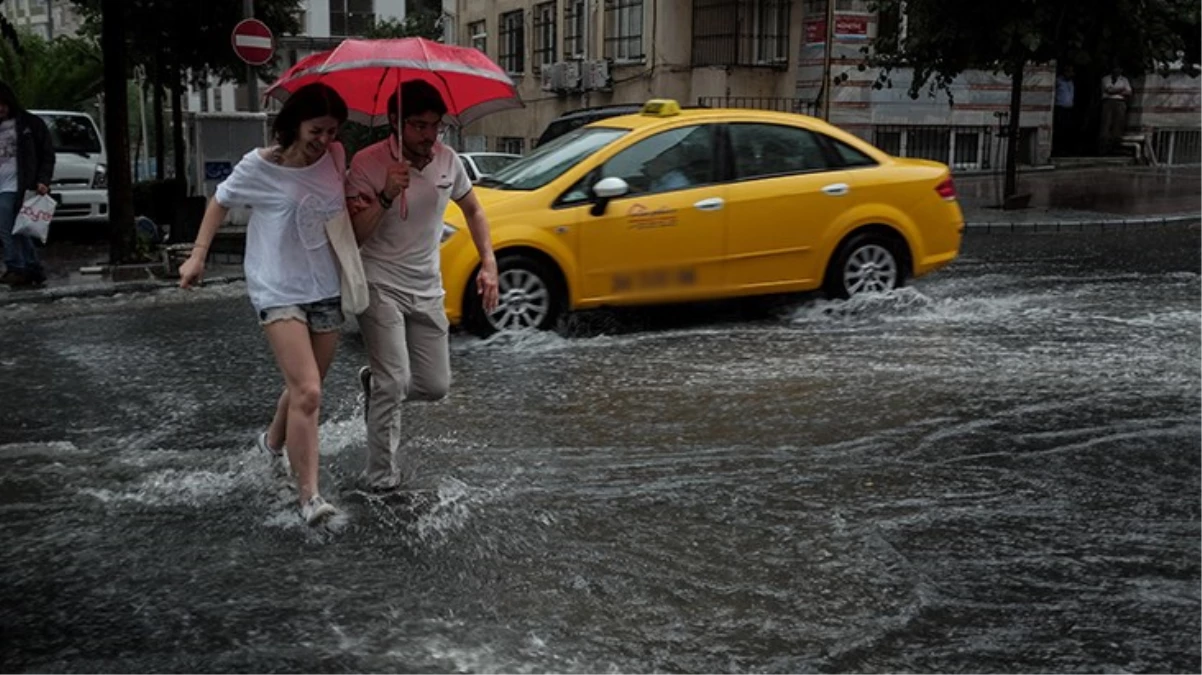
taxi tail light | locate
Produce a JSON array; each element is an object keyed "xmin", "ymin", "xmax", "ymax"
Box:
[{"xmin": 935, "ymin": 178, "xmax": 957, "ymax": 201}]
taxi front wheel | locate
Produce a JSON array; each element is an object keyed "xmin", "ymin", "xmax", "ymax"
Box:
[
  {"xmin": 465, "ymin": 253, "xmax": 566, "ymax": 337},
  {"xmin": 823, "ymin": 232, "xmax": 907, "ymax": 299}
]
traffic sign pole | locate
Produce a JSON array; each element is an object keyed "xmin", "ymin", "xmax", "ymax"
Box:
[{"xmin": 244, "ymin": 0, "xmax": 259, "ymax": 112}]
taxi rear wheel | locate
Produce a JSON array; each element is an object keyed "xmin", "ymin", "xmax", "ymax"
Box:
[
  {"xmin": 824, "ymin": 231, "xmax": 907, "ymax": 299},
  {"xmin": 465, "ymin": 253, "xmax": 566, "ymax": 337}
]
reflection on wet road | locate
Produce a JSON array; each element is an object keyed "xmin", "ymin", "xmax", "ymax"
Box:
[{"xmin": 1, "ymin": 228, "xmax": 1198, "ymax": 673}]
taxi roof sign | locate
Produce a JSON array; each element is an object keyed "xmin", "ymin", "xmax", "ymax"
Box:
[{"xmin": 641, "ymin": 99, "xmax": 681, "ymax": 117}]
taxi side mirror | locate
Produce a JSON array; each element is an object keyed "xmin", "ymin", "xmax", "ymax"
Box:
[{"xmin": 590, "ymin": 177, "xmax": 629, "ymax": 216}]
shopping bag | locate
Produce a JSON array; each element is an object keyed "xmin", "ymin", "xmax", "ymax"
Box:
[{"xmin": 14, "ymin": 191, "xmax": 55, "ymax": 244}]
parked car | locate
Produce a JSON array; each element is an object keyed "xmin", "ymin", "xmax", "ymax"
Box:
[
  {"xmin": 460, "ymin": 152, "xmax": 521, "ymax": 183},
  {"xmin": 31, "ymin": 110, "xmax": 108, "ymax": 224},
  {"xmin": 441, "ymin": 99, "xmax": 965, "ymax": 337},
  {"xmin": 534, "ymin": 104, "xmax": 643, "ymax": 147}
]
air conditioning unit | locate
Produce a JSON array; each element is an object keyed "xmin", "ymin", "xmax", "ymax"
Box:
[
  {"xmin": 581, "ymin": 59, "xmax": 612, "ymax": 92},
  {"xmin": 540, "ymin": 62, "xmax": 563, "ymax": 92},
  {"xmin": 561, "ymin": 60, "xmax": 582, "ymax": 91},
  {"xmin": 541, "ymin": 61, "xmax": 583, "ymax": 93}
]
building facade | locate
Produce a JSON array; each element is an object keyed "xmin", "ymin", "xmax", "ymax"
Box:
[
  {"xmin": 452, "ymin": 0, "xmax": 808, "ymax": 155},
  {"xmin": 0, "ymin": 0, "xmax": 85, "ymax": 40},
  {"xmin": 452, "ymin": 0, "xmax": 1200, "ymax": 167}
]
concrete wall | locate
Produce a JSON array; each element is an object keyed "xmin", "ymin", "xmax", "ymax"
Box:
[{"xmin": 1130, "ymin": 71, "xmax": 1202, "ymax": 131}]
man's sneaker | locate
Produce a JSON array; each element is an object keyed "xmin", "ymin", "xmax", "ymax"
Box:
[
  {"xmin": 256, "ymin": 430, "xmax": 284, "ymax": 459},
  {"xmin": 359, "ymin": 366, "xmax": 373, "ymax": 418},
  {"xmin": 301, "ymin": 495, "xmax": 338, "ymax": 525}
]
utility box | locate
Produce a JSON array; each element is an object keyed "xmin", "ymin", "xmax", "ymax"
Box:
[{"xmin": 185, "ymin": 112, "xmax": 272, "ymax": 226}]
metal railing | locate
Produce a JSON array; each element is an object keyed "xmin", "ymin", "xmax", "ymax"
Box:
[
  {"xmin": 696, "ymin": 97, "xmax": 816, "ymax": 116},
  {"xmin": 1151, "ymin": 128, "xmax": 1202, "ymax": 165},
  {"xmin": 873, "ymin": 125, "xmax": 996, "ymax": 171}
]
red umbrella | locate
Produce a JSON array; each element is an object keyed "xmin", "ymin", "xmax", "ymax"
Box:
[{"xmin": 264, "ymin": 37, "xmax": 523, "ymax": 127}]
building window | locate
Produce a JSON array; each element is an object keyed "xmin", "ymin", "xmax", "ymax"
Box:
[
  {"xmin": 532, "ymin": 2, "xmax": 557, "ymax": 74},
  {"xmin": 604, "ymin": 0, "xmax": 644, "ymax": 62},
  {"xmin": 468, "ymin": 19, "xmax": 487, "ymax": 53},
  {"xmin": 499, "ymin": 10, "xmax": 525, "ymax": 75},
  {"xmin": 563, "ymin": 0, "xmax": 584, "ymax": 59},
  {"xmin": 330, "ymin": 0, "xmax": 374, "ymax": 37},
  {"xmin": 497, "ymin": 136, "xmax": 525, "ymax": 154},
  {"xmin": 693, "ymin": 0, "xmax": 789, "ymax": 67}
]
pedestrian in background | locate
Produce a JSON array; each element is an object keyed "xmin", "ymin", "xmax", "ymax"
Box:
[
  {"xmin": 0, "ymin": 81, "xmax": 54, "ymax": 287},
  {"xmin": 1099, "ymin": 66, "xmax": 1133, "ymax": 155},
  {"xmin": 1053, "ymin": 64, "xmax": 1076, "ymax": 156},
  {"xmin": 178, "ymin": 83, "xmax": 351, "ymax": 526}
]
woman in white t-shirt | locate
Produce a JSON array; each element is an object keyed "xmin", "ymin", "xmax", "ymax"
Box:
[{"xmin": 178, "ymin": 83, "xmax": 350, "ymax": 526}]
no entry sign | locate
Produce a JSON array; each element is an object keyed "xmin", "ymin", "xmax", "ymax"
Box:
[{"xmin": 232, "ymin": 18, "xmax": 275, "ymax": 66}]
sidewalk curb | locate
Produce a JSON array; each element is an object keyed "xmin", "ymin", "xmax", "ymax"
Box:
[
  {"xmin": 963, "ymin": 213, "xmax": 1200, "ymax": 232},
  {"xmin": 0, "ymin": 275, "xmax": 245, "ymax": 307}
]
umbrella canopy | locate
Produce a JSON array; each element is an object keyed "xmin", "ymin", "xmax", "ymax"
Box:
[{"xmin": 264, "ymin": 38, "xmax": 523, "ymax": 127}]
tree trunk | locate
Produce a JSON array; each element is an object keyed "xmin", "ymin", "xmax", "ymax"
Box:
[
  {"xmin": 101, "ymin": 0, "xmax": 134, "ymax": 264},
  {"xmin": 153, "ymin": 53, "xmax": 165, "ymax": 181},
  {"xmin": 1004, "ymin": 57, "xmax": 1024, "ymax": 201}
]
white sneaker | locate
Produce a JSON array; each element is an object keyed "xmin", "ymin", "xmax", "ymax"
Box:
[
  {"xmin": 301, "ymin": 495, "xmax": 337, "ymax": 526},
  {"xmin": 256, "ymin": 430, "xmax": 284, "ymax": 459}
]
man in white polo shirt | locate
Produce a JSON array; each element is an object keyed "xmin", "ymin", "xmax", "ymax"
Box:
[{"xmin": 347, "ymin": 80, "xmax": 499, "ymax": 491}]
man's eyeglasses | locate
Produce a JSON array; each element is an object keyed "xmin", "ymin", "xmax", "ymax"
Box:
[{"xmin": 405, "ymin": 119, "xmax": 445, "ymax": 134}]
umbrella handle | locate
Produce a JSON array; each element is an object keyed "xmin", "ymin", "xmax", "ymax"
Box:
[{"xmin": 400, "ymin": 192, "xmax": 408, "ymax": 220}]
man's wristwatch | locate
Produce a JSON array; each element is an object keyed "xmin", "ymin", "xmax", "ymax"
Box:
[{"xmin": 378, "ymin": 191, "xmax": 394, "ymax": 210}]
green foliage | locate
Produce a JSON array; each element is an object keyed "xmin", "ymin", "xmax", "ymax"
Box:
[
  {"xmin": 364, "ymin": 12, "xmax": 443, "ymax": 41},
  {"xmin": 865, "ymin": 0, "xmax": 1201, "ymax": 99},
  {"xmin": 0, "ymin": 30, "xmax": 103, "ymax": 110},
  {"xmin": 70, "ymin": 0, "xmax": 304, "ymax": 85}
]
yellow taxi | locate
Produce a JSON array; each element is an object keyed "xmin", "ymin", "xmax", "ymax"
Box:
[{"xmin": 441, "ymin": 99, "xmax": 964, "ymax": 336}]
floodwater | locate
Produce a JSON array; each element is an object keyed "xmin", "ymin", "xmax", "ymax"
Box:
[{"xmin": 1, "ymin": 228, "xmax": 1199, "ymax": 673}]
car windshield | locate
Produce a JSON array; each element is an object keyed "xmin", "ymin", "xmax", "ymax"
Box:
[
  {"xmin": 479, "ymin": 127, "xmax": 627, "ymax": 191},
  {"xmin": 38, "ymin": 114, "xmax": 102, "ymax": 155},
  {"xmin": 473, "ymin": 154, "xmax": 520, "ymax": 176}
]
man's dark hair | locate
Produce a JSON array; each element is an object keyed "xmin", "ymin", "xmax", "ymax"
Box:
[
  {"xmin": 0, "ymin": 81, "xmax": 25, "ymax": 117},
  {"xmin": 272, "ymin": 82, "xmax": 348, "ymax": 147},
  {"xmin": 387, "ymin": 79, "xmax": 447, "ymax": 120}
]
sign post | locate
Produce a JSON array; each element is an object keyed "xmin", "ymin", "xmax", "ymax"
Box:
[{"xmin": 231, "ymin": 15, "xmax": 274, "ymax": 112}]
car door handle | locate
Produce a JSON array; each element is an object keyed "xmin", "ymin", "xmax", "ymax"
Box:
[
  {"xmin": 694, "ymin": 197, "xmax": 725, "ymax": 211},
  {"xmin": 822, "ymin": 183, "xmax": 850, "ymax": 196}
]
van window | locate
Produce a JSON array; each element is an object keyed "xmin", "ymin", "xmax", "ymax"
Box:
[{"xmin": 38, "ymin": 115, "xmax": 102, "ymax": 155}]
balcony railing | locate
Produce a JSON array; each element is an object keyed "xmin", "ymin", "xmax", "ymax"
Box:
[{"xmin": 697, "ymin": 97, "xmax": 816, "ymax": 116}]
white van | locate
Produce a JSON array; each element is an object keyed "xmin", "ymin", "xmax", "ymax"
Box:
[{"xmin": 31, "ymin": 110, "xmax": 108, "ymax": 223}]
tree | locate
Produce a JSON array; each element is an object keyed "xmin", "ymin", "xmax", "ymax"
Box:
[
  {"xmin": 365, "ymin": 12, "xmax": 443, "ymax": 41},
  {"xmin": 865, "ymin": 0, "xmax": 1200, "ymax": 203},
  {"xmin": 74, "ymin": 0, "xmax": 303, "ymax": 262},
  {"xmin": 0, "ymin": 0, "xmax": 20, "ymax": 56},
  {"xmin": 0, "ymin": 31, "xmax": 103, "ymax": 111},
  {"xmin": 100, "ymin": 0, "xmax": 133, "ymax": 264}
]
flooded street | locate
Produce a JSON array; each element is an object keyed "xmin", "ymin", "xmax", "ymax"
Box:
[{"xmin": 1, "ymin": 228, "xmax": 1199, "ymax": 673}]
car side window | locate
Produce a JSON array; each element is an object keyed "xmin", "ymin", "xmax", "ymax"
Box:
[
  {"xmin": 829, "ymin": 138, "xmax": 878, "ymax": 168},
  {"xmin": 601, "ymin": 125, "xmax": 717, "ymax": 196},
  {"xmin": 729, "ymin": 123, "xmax": 831, "ymax": 180},
  {"xmin": 459, "ymin": 156, "xmax": 476, "ymax": 181}
]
